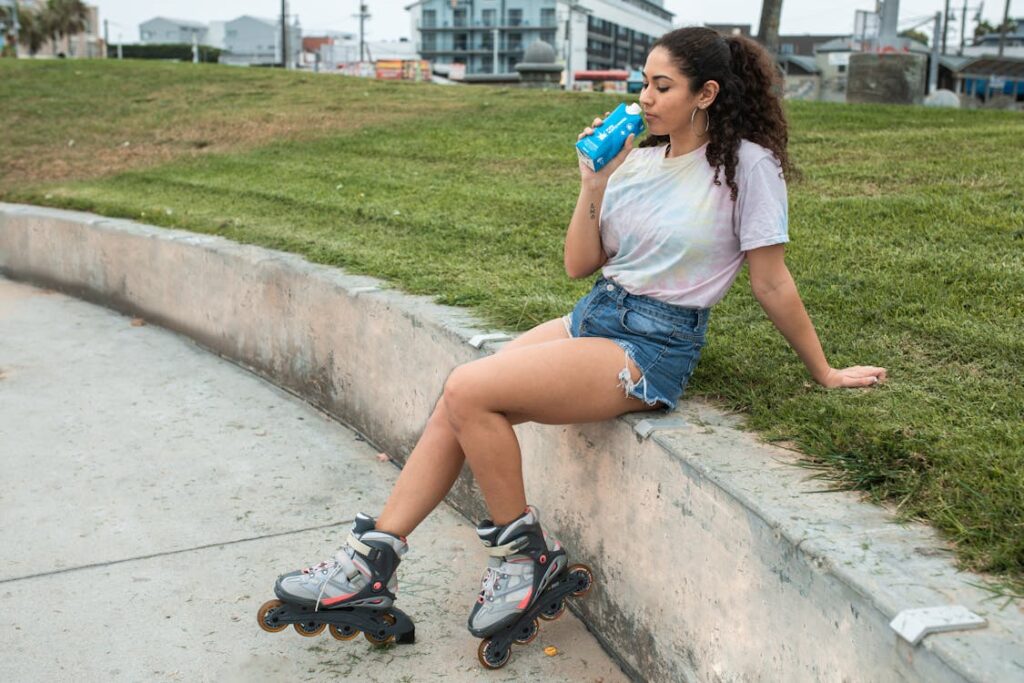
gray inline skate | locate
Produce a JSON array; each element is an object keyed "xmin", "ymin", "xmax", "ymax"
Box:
[
  {"xmin": 468, "ymin": 506, "xmax": 594, "ymax": 669},
  {"xmin": 256, "ymin": 513, "xmax": 416, "ymax": 645}
]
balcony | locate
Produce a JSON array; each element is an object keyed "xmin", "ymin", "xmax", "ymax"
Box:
[
  {"xmin": 416, "ymin": 20, "xmax": 552, "ymax": 31},
  {"xmin": 418, "ymin": 46, "xmax": 524, "ymax": 57}
]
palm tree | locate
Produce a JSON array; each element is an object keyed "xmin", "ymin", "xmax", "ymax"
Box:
[
  {"xmin": 20, "ymin": 5, "xmax": 47, "ymax": 56},
  {"xmin": 2, "ymin": 3, "xmax": 47, "ymax": 56},
  {"xmin": 43, "ymin": 0, "xmax": 88, "ymax": 57},
  {"xmin": 757, "ymin": 0, "xmax": 783, "ymax": 55}
]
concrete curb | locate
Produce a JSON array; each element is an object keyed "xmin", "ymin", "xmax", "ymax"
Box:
[{"xmin": 2, "ymin": 203, "xmax": 1020, "ymax": 682}]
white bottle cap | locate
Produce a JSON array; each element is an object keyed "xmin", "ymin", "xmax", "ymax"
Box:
[{"xmin": 625, "ymin": 103, "xmax": 642, "ymax": 115}]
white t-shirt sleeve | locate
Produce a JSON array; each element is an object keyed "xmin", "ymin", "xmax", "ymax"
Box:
[{"xmin": 735, "ymin": 156, "xmax": 789, "ymax": 252}]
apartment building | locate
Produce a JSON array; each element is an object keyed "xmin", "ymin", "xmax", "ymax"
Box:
[{"xmin": 406, "ymin": 0, "xmax": 672, "ymax": 77}]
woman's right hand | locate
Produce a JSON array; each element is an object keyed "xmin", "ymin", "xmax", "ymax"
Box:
[{"xmin": 577, "ymin": 111, "xmax": 636, "ymax": 187}]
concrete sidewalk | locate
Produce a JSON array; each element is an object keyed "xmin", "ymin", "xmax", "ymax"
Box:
[{"xmin": 0, "ymin": 276, "xmax": 626, "ymax": 682}]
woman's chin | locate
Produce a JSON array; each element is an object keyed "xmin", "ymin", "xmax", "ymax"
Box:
[{"xmin": 645, "ymin": 120, "xmax": 667, "ymax": 136}]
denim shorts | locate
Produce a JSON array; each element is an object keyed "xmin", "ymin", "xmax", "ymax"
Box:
[{"xmin": 561, "ymin": 276, "xmax": 710, "ymax": 413}]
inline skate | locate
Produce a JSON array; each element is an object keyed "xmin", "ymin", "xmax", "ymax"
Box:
[
  {"xmin": 256, "ymin": 513, "xmax": 416, "ymax": 646},
  {"xmin": 468, "ymin": 506, "xmax": 594, "ymax": 669}
]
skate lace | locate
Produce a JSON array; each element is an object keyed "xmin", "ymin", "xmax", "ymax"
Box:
[
  {"xmin": 311, "ymin": 545, "xmax": 361, "ymax": 612},
  {"xmin": 480, "ymin": 566, "xmax": 503, "ymax": 598}
]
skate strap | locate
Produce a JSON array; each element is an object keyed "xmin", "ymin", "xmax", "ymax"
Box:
[
  {"xmin": 485, "ymin": 537, "xmax": 528, "ymax": 558},
  {"xmin": 347, "ymin": 532, "xmax": 374, "ymax": 558}
]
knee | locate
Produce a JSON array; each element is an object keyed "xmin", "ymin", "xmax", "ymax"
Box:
[{"xmin": 442, "ymin": 365, "xmax": 477, "ymax": 432}]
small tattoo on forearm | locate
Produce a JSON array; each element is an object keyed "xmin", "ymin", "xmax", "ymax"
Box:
[{"xmin": 589, "ymin": 203, "xmax": 596, "ymax": 220}]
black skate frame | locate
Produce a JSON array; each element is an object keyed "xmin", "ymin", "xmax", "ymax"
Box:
[
  {"xmin": 478, "ymin": 565, "xmax": 592, "ymax": 667},
  {"xmin": 262, "ymin": 600, "xmax": 416, "ymax": 644}
]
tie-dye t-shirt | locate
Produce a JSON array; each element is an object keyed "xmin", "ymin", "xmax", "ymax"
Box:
[{"xmin": 599, "ymin": 139, "xmax": 789, "ymax": 308}]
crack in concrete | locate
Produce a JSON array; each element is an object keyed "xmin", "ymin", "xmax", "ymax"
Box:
[{"xmin": 0, "ymin": 519, "xmax": 355, "ymax": 585}]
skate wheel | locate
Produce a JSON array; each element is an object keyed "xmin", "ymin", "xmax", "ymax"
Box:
[
  {"xmin": 256, "ymin": 599, "xmax": 288, "ymax": 633},
  {"xmin": 293, "ymin": 621, "xmax": 326, "ymax": 637},
  {"xmin": 477, "ymin": 637, "xmax": 511, "ymax": 670},
  {"xmin": 538, "ymin": 600, "xmax": 565, "ymax": 621},
  {"xmin": 567, "ymin": 564, "xmax": 594, "ymax": 597},
  {"xmin": 329, "ymin": 624, "xmax": 360, "ymax": 641},
  {"xmin": 363, "ymin": 612, "xmax": 397, "ymax": 646},
  {"xmin": 514, "ymin": 618, "xmax": 539, "ymax": 645}
]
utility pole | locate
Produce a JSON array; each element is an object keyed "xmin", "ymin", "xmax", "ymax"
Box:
[
  {"xmin": 280, "ymin": 0, "xmax": 287, "ymax": 68},
  {"xmin": 355, "ymin": 3, "xmax": 370, "ymax": 63},
  {"xmin": 943, "ymin": 0, "xmax": 951, "ymax": 53},
  {"xmin": 960, "ymin": 0, "xmax": 968, "ymax": 54},
  {"xmin": 997, "ymin": 0, "xmax": 1010, "ymax": 56},
  {"xmin": 930, "ymin": 12, "xmax": 941, "ymax": 92},
  {"xmin": 565, "ymin": 6, "xmax": 573, "ymax": 90},
  {"xmin": 103, "ymin": 18, "xmax": 109, "ymax": 58}
]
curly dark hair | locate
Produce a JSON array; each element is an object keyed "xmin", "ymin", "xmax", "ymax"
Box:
[{"xmin": 638, "ymin": 27, "xmax": 798, "ymax": 201}]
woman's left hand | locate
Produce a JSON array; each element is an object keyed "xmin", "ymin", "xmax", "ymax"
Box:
[{"xmin": 817, "ymin": 366, "xmax": 887, "ymax": 389}]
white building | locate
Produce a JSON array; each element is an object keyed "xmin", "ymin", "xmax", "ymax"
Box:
[
  {"xmin": 405, "ymin": 0, "xmax": 672, "ymax": 82},
  {"xmin": 139, "ymin": 17, "xmax": 208, "ymax": 45},
  {"xmin": 220, "ymin": 15, "xmax": 301, "ymax": 67},
  {"xmin": 206, "ymin": 21, "xmax": 227, "ymax": 50},
  {"xmin": 321, "ymin": 37, "xmax": 419, "ymax": 67}
]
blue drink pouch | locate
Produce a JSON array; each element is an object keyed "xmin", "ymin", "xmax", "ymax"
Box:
[{"xmin": 575, "ymin": 103, "xmax": 645, "ymax": 172}]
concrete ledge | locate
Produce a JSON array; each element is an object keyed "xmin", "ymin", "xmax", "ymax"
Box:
[{"xmin": 2, "ymin": 203, "xmax": 1020, "ymax": 682}]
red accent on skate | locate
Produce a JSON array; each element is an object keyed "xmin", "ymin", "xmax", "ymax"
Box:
[
  {"xmin": 321, "ymin": 591, "xmax": 356, "ymax": 606},
  {"xmin": 372, "ymin": 581, "xmax": 382, "ymax": 591},
  {"xmin": 540, "ymin": 554, "xmax": 547, "ymax": 564},
  {"xmin": 517, "ymin": 588, "xmax": 533, "ymax": 609}
]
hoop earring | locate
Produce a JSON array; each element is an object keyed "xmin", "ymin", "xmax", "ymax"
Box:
[{"xmin": 690, "ymin": 107, "xmax": 710, "ymax": 136}]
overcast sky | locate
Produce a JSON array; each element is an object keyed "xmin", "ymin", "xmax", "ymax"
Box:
[{"xmin": 94, "ymin": 1, "xmax": 1011, "ymax": 44}]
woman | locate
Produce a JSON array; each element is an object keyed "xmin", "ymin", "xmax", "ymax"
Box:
[{"xmin": 268, "ymin": 27, "xmax": 887, "ymax": 653}]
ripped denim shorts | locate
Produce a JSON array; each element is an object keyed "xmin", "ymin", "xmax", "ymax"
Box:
[{"xmin": 561, "ymin": 276, "xmax": 710, "ymax": 413}]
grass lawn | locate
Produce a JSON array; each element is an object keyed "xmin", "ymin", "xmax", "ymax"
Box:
[{"xmin": 2, "ymin": 60, "xmax": 1021, "ymax": 593}]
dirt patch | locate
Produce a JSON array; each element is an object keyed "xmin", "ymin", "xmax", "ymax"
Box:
[{"xmin": 2, "ymin": 101, "xmax": 465, "ymax": 188}]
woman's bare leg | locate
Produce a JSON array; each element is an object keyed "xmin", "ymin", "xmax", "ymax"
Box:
[
  {"xmin": 443, "ymin": 337, "xmax": 662, "ymax": 525},
  {"xmin": 375, "ymin": 318, "xmax": 571, "ymax": 537}
]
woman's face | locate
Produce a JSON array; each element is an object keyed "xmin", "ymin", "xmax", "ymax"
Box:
[{"xmin": 638, "ymin": 46, "xmax": 714, "ymax": 139}]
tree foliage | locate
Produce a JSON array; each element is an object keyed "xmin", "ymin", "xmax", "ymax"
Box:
[
  {"xmin": 0, "ymin": 3, "xmax": 48, "ymax": 55},
  {"xmin": 898, "ymin": 29, "xmax": 929, "ymax": 46}
]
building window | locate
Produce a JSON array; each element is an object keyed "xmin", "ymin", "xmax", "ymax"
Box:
[
  {"xmin": 454, "ymin": 33, "xmax": 468, "ymax": 50},
  {"xmin": 541, "ymin": 8, "xmax": 555, "ymax": 27},
  {"xmin": 541, "ymin": 31, "xmax": 555, "ymax": 44},
  {"xmin": 508, "ymin": 32, "xmax": 522, "ymax": 50},
  {"xmin": 508, "ymin": 9, "xmax": 522, "ymax": 27},
  {"xmin": 481, "ymin": 33, "xmax": 493, "ymax": 49},
  {"xmin": 482, "ymin": 55, "xmax": 493, "ymax": 72},
  {"xmin": 781, "ymin": 43, "xmax": 794, "ymax": 54},
  {"xmin": 423, "ymin": 34, "xmax": 436, "ymax": 51},
  {"xmin": 454, "ymin": 8, "xmax": 467, "ymax": 28},
  {"xmin": 482, "ymin": 9, "xmax": 496, "ymax": 27},
  {"xmin": 422, "ymin": 9, "xmax": 436, "ymax": 28},
  {"xmin": 837, "ymin": 64, "xmax": 846, "ymax": 73}
]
